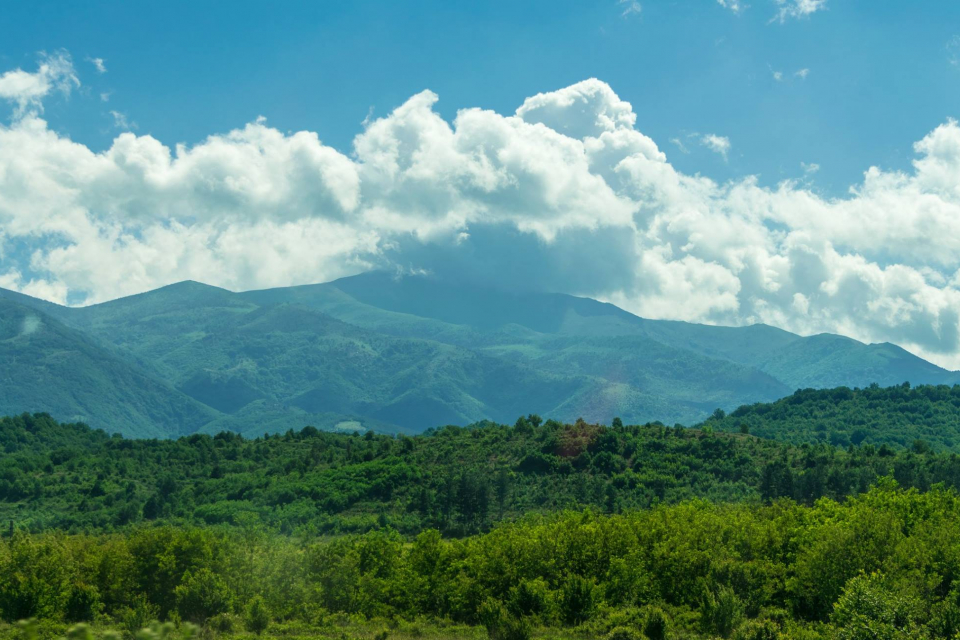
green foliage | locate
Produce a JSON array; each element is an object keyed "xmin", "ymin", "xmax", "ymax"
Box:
[
  {"xmin": 7, "ymin": 484, "xmax": 960, "ymax": 638},
  {"xmin": 13, "ymin": 410, "xmax": 960, "ymax": 537},
  {"xmin": 243, "ymin": 596, "xmax": 269, "ymax": 635},
  {"xmin": 174, "ymin": 569, "xmax": 233, "ymax": 623},
  {"xmin": 642, "ymin": 607, "xmax": 669, "ymax": 640},
  {"xmin": 478, "ymin": 599, "xmax": 531, "ymax": 640},
  {"xmin": 714, "ymin": 383, "xmax": 960, "ymax": 450},
  {"xmin": 831, "ymin": 573, "xmax": 922, "ymax": 640},
  {"xmin": 701, "ymin": 586, "xmax": 744, "ymax": 638}
]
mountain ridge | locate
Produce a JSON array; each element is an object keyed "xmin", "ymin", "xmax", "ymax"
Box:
[{"xmin": 1, "ymin": 270, "xmax": 957, "ymax": 437}]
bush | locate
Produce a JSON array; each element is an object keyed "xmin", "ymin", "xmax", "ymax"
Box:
[
  {"xmin": 642, "ymin": 607, "xmax": 669, "ymax": 640},
  {"xmin": 702, "ymin": 586, "xmax": 744, "ymax": 639},
  {"xmin": 478, "ymin": 598, "xmax": 532, "ymax": 640},
  {"xmin": 117, "ymin": 595, "xmax": 160, "ymax": 638},
  {"xmin": 206, "ymin": 612, "xmax": 240, "ymax": 634},
  {"xmin": 559, "ymin": 575, "xmax": 596, "ymax": 626},
  {"xmin": 65, "ymin": 584, "xmax": 102, "ymax": 623},
  {"xmin": 174, "ymin": 569, "xmax": 234, "ymax": 623},
  {"xmin": 244, "ymin": 596, "xmax": 270, "ymax": 635},
  {"xmin": 733, "ymin": 619, "xmax": 779, "ymax": 640},
  {"xmin": 507, "ymin": 579, "xmax": 552, "ymax": 620},
  {"xmin": 605, "ymin": 626, "xmax": 642, "ymax": 640}
]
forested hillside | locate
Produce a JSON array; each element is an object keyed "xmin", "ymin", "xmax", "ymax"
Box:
[
  {"xmin": 3, "ymin": 407, "xmax": 960, "ymax": 536},
  {"xmin": 711, "ymin": 383, "xmax": 960, "ymax": 450}
]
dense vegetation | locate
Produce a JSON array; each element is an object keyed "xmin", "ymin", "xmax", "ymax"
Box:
[
  {"xmin": 6, "ymin": 484, "xmax": 960, "ymax": 639},
  {"xmin": 710, "ymin": 383, "xmax": 960, "ymax": 450},
  {"xmin": 5, "ymin": 407, "xmax": 960, "ymax": 538}
]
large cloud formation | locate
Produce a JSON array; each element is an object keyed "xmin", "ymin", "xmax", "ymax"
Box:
[{"xmin": 3, "ymin": 57, "xmax": 960, "ymax": 368}]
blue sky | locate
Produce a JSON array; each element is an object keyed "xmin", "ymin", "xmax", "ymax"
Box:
[
  {"xmin": 4, "ymin": 0, "xmax": 959, "ymax": 194},
  {"xmin": 4, "ymin": 1, "xmax": 960, "ymax": 368}
]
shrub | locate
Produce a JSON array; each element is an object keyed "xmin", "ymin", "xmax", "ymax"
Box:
[
  {"xmin": 244, "ymin": 596, "xmax": 270, "ymax": 635},
  {"xmin": 65, "ymin": 584, "xmax": 102, "ymax": 623},
  {"xmin": 559, "ymin": 575, "xmax": 596, "ymax": 626},
  {"xmin": 478, "ymin": 598, "xmax": 532, "ymax": 640},
  {"xmin": 642, "ymin": 607, "xmax": 669, "ymax": 640},
  {"xmin": 174, "ymin": 569, "xmax": 234, "ymax": 623},
  {"xmin": 702, "ymin": 586, "xmax": 744, "ymax": 639},
  {"xmin": 605, "ymin": 626, "xmax": 642, "ymax": 640}
]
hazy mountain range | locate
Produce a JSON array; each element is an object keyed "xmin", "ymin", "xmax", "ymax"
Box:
[{"xmin": 1, "ymin": 271, "xmax": 957, "ymax": 438}]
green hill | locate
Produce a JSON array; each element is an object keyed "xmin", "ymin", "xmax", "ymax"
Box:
[
  {"xmin": 0, "ymin": 298, "xmax": 217, "ymax": 438},
  {"xmin": 711, "ymin": 382, "xmax": 960, "ymax": 450},
  {"xmin": 1, "ymin": 271, "xmax": 958, "ymax": 437}
]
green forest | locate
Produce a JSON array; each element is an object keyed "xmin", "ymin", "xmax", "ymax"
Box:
[{"xmin": 7, "ymin": 385, "xmax": 960, "ymax": 639}]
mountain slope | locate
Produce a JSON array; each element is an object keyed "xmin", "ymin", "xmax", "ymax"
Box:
[
  {"xmin": 0, "ymin": 297, "xmax": 218, "ymax": 437},
  {"xmin": 2, "ymin": 271, "xmax": 958, "ymax": 438}
]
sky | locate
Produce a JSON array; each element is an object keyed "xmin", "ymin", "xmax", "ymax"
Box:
[{"xmin": 2, "ymin": 1, "xmax": 960, "ymax": 367}]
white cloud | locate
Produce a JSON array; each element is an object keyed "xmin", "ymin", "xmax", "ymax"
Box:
[
  {"xmin": 772, "ymin": 0, "xmax": 827, "ymax": 24},
  {"xmin": 109, "ymin": 110, "xmax": 135, "ymax": 130},
  {"xmin": 87, "ymin": 57, "xmax": 107, "ymax": 74},
  {"xmin": 948, "ymin": 36, "xmax": 960, "ymax": 67},
  {"xmin": 701, "ymin": 134, "xmax": 731, "ymax": 160},
  {"xmin": 717, "ymin": 0, "xmax": 745, "ymax": 14},
  {"xmin": 0, "ymin": 52, "xmax": 78, "ymax": 119},
  {"xmin": 772, "ymin": 70, "xmax": 784, "ymax": 81},
  {"xmin": 619, "ymin": 0, "xmax": 642, "ymax": 17},
  {"xmin": 795, "ymin": 68, "xmax": 810, "ymax": 79},
  {"xmin": 801, "ymin": 161, "xmax": 819, "ymax": 174},
  {"xmin": 6, "ymin": 69, "xmax": 960, "ymax": 367}
]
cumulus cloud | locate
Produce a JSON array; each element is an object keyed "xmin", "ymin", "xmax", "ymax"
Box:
[
  {"xmin": 772, "ymin": 0, "xmax": 827, "ymax": 24},
  {"xmin": 5, "ymin": 69, "xmax": 960, "ymax": 367},
  {"xmin": 0, "ymin": 52, "xmax": 78, "ymax": 118},
  {"xmin": 701, "ymin": 134, "xmax": 731, "ymax": 160}
]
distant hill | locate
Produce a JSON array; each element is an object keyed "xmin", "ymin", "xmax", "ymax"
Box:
[
  {"xmin": 1, "ymin": 271, "xmax": 958, "ymax": 437},
  {"xmin": 709, "ymin": 383, "xmax": 960, "ymax": 451},
  {"xmin": 0, "ymin": 296, "xmax": 217, "ymax": 438}
]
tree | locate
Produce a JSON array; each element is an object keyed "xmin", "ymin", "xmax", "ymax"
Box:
[{"xmin": 245, "ymin": 595, "xmax": 270, "ymax": 635}]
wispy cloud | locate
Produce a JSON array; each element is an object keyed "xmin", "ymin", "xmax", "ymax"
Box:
[
  {"xmin": 619, "ymin": 0, "xmax": 642, "ymax": 17},
  {"xmin": 801, "ymin": 161, "xmax": 820, "ymax": 174},
  {"xmin": 109, "ymin": 110, "xmax": 136, "ymax": 130},
  {"xmin": 795, "ymin": 68, "xmax": 810, "ymax": 79},
  {"xmin": 772, "ymin": 70, "xmax": 784, "ymax": 82},
  {"xmin": 87, "ymin": 57, "xmax": 107, "ymax": 74},
  {"xmin": 948, "ymin": 36, "xmax": 960, "ymax": 67},
  {"xmin": 717, "ymin": 0, "xmax": 746, "ymax": 14},
  {"xmin": 670, "ymin": 137, "xmax": 690, "ymax": 154},
  {"xmin": 771, "ymin": 0, "xmax": 826, "ymax": 24},
  {"xmin": 701, "ymin": 134, "xmax": 731, "ymax": 160}
]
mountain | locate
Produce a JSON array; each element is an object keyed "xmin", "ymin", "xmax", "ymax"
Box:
[
  {"xmin": 0, "ymin": 296, "xmax": 217, "ymax": 438},
  {"xmin": 1, "ymin": 271, "xmax": 957, "ymax": 437}
]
